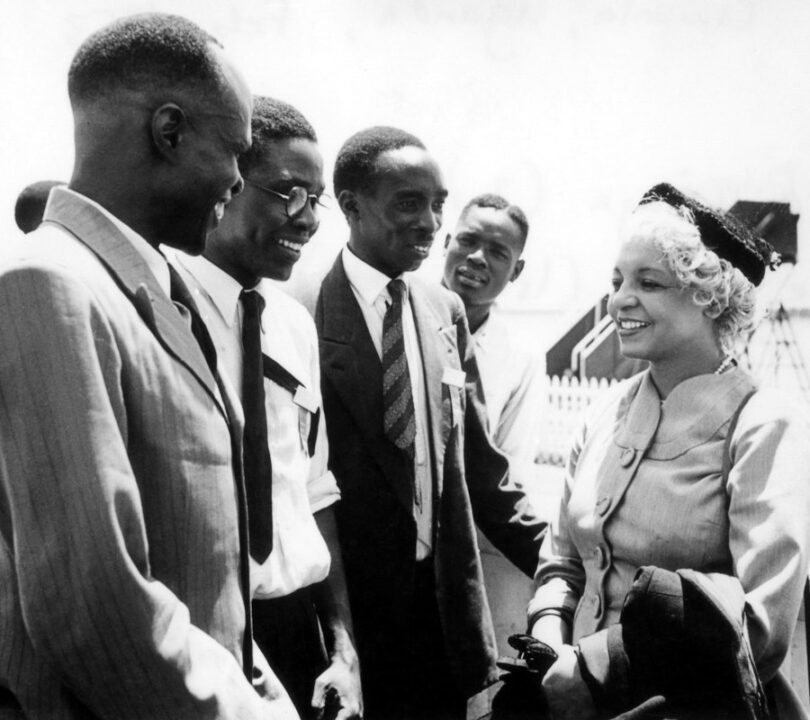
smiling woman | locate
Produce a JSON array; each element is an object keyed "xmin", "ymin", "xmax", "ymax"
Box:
[
  {"xmin": 607, "ymin": 199, "xmax": 757, "ymax": 398},
  {"xmin": 527, "ymin": 183, "xmax": 810, "ymax": 720}
]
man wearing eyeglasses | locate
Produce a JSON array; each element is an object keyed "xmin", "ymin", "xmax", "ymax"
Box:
[{"xmin": 172, "ymin": 96, "xmax": 361, "ymax": 720}]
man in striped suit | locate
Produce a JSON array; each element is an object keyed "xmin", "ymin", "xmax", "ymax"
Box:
[{"xmin": 0, "ymin": 14, "xmax": 295, "ymax": 720}]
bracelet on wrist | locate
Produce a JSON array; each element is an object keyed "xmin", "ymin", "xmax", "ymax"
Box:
[{"xmin": 527, "ymin": 607, "xmax": 574, "ymax": 632}]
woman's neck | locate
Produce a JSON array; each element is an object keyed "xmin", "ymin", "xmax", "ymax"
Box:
[{"xmin": 650, "ymin": 349, "xmax": 726, "ymax": 400}]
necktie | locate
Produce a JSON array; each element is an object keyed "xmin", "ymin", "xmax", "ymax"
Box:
[
  {"xmin": 240, "ymin": 289, "xmax": 273, "ymax": 562},
  {"xmin": 168, "ymin": 264, "xmax": 218, "ymax": 375},
  {"xmin": 382, "ymin": 279, "xmax": 416, "ymax": 459}
]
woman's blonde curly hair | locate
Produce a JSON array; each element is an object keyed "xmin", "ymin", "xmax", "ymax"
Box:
[{"xmin": 626, "ymin": 201, "xmax": 756, "ymax": 353}]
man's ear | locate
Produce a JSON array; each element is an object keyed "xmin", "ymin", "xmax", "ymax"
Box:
[
  {"xmin": 511, "ymin": 258, "xmax": 525, "ymax": 282},
  {"xmin": 151, "ymin": 103, "xmax": 187, "ymax": 160},
  {"xmin": 338, "ymin": 189, "xmax": 360, "ymax": 221}
]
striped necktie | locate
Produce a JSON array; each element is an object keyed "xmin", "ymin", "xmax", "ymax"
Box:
[{"xmin": 382, "ymin": 279, "xmax": 416, "ymax": 458}]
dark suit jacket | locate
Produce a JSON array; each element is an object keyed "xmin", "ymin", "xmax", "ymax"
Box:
[
  {"xmin": 315, "ymin": 253, "xmax": 544, "ymax": 698},
  {"xmin": 0, "ymin": 188, "xmax": 291, "ymax": 719}
]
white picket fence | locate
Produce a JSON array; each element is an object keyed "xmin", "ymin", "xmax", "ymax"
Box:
[{"xmin": 537, "ymin": 374, "xmax": 618, "ymax": 467}]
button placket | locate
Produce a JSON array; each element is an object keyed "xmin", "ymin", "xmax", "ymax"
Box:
[{"xmin": 591, "ymin": 444, "xmax": 646, "ymax": 627}]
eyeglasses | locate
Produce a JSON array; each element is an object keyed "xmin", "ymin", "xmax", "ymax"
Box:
[{"xmin": 244, "ymin": 179, "xmax": 330, "ymax": 218}]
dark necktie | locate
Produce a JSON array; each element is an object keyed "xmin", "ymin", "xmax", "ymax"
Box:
[
  {"xmin": 168, "ymin": 264, "xmax": 218, "ymax": 375},
  {"xmin": 240, "ymin": 289, "xmax": 273, "ymax": 562},
  {"xmin": 382, "ymin": 279, "xmax": 416, "ymax": 458}
]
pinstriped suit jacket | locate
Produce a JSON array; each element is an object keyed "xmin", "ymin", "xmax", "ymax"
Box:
[{"xmin": 0, "ymin": 188, "xmax": 286, "ymax": 719}]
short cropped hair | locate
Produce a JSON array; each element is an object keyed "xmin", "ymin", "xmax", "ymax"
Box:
[
  {"xmin": 68, "ymin": 14, "xmax": 224, "ymax": 104},
  {"xmin": 333, "ymin": 126, "xmax": 425, "ymax": 197},
  {"xmin": 239, "ymin": 96, "xmax": 317, "ymax": 175},
  {"xmin": 14, "ymin": 180, "xmax": 65, "ymax": 234},
  {"xmin": 625, "ymin": 201, "xmax": 756, "ymax": 351},
  {"xmin": 461, "ymin": 193, "xmax": 529, "ymax": 248}
]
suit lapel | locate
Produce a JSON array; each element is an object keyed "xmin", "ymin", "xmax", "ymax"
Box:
[
  {"xmin": 44, "ymin": 189, "xmax": 225, "ymax": 416},
  {"xmin": 319, "ymin": 256, "xmax": 384, "ymax": 441},
  {"xmin": 410, "ymin": 280, "xmax": 455, "ymax": 493}
]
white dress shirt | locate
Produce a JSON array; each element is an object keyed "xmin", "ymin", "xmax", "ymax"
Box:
[
  {"xmin": 341, "ymin": 246, "xmax": 434, "ymax": 560},
  {"xmin": 473, "ymin": 309, "xmax": 544, "ymax": 485},
  {"xmin": 172, "ymin": 252, "xmax": 340, "ymax": 598}
]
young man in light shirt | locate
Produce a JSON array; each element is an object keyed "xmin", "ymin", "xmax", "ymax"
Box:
[
  {"xmin": 442, "ymin": 193, "xmax": 543, "ymax": 482},
  {"xmin": 172, "ymin": 96, "xmax": 361, "ymax": 720},
  {"xmin": 443, "ymin": 194, "xmax": 546, "ymax": 654}
]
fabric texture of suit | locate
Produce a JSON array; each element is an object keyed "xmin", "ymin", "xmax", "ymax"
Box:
[
  {"xmin": 315, "ymin": 253, "xmax": 544, "ymax": 711},
  {"xmin": 0, "ymin": 188, "xmax": 288, "ymax": 719}
]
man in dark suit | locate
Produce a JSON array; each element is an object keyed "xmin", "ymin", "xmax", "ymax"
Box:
[
  {"xmin": 315, "ymin": 126, "xmax": 545, "ymax": 720},
  {"xmin": 0, "ymin": 14, "xmax": 296, "ymax": 719}
]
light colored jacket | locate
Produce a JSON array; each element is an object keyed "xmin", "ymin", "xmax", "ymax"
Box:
[
  {"xmin": 531, "ymin": 367, "xmax": 810, "ymax": 716},
  {"xmin": 0, "ymin": 188, "xmax": 293, "ymax": 719}
]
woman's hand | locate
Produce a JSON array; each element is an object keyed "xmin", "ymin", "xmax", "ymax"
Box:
[
  {"xmin": 541, "ymin": 644, "xmax": 597, "ymax": 720},
  {"xmin": 529, "ymin": 615, "xmax": 569, "ymax": 655}
]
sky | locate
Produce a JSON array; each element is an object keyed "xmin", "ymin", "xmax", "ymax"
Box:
[{"xmin": 2, "ymin": 0, "xmax": 809, "ymax": 350}]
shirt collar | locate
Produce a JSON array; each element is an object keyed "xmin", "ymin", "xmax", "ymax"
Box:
[
  {"xmin": 472, "ymin": 313, "xmax": 493, "ymax": 341},
  {"xmin": 175, "ymin": 253, "xmax": 258, "ymax": 328},
  {"xmin": 60, "ymin": 187, "xmax": 171, "ymax": 296},
  {"xmin": 342, "ymin": 245, "xmax": 408, "ymax": 305}
]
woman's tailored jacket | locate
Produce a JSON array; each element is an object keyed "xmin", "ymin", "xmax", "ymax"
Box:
[{"xmin": 530, "ymin": 367, "xmax": 810, "ymax": 717}]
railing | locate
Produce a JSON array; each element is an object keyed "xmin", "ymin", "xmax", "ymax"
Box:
[{"xmin": 537, "ymin": 374, "xmax": 618, "ymax": 467}]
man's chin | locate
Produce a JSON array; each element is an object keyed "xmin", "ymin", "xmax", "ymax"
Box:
[
  {"xmin": 161, "ymin": 217, "xmax": 209, "ymax": 256},
  {"xmin": 165, "ymin": 234, "xmax": 207, "ymax": 256},
  {"xmin": 447, "ymin": 283, "xmax": 475, "ymax": 303},
  {"xmin": 404, "ymin": 257, "xmax": 427, "ymax": 273},
  {"xmin": 264, "ymin": 264, "xmax": 294, "ymax": 282}
]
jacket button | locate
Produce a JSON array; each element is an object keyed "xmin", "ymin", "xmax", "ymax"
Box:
[
  {"xmin": 596, "ymin": 497, "xmax": 611, "ymax": 516},
  {"xmin": 620, "ymin": 447, "xmax": 636, "ymax": 467}
]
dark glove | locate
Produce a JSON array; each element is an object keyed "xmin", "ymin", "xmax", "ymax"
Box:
[
  {"xmin": 469, "ymin": 635, "xmax": 559, "ymax": 720},
  {"xmin": 497, "ymin": 635, "xmax": 557, "ymax": 686},
  {"xmin": 496, "ymin": 634, "xmax": 559, "ymax": 681}
]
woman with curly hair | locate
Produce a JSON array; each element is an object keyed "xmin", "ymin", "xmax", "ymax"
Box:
[{"xmin": 527, "ymin": 184, "xmax": 810, "ymax": 720}]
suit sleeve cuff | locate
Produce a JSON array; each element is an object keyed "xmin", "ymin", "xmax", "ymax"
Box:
[{"xmin": 576, "ymin": 624, "xmax": 631, "ymax": 713}]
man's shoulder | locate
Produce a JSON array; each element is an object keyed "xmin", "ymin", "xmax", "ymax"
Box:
[
  {"xmin": 262, "ymin": 282, "xmax": 315, "ymax": 329},
  {"xmin": 409, "ymin": 274, "xmax": 463, "ymax": 319},
  {"xmin": 1, "ymin": 223, "xmax": 112, "ymax": 290},
  {"xmin": 318, "ymin": 251, "xmax": 347, "ymax": 293},
  {"xmin": 481, "ymin": 310, "xmax": 543, "ymax": 366}
]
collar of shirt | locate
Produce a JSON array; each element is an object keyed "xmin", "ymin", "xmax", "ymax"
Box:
[
  {"xmin": 58, "ymin": 187, "xmax": 171, "ymax": 297},
  {"xmin": 341, "ymin": 245, "xmax": 409, "ymax": 309},
  {"xmin": 174, "ymin": 253, "xmax": 263, "ymax": 329},
  {"xmin": 472, "ymin": 313, "xmax": 492, "ymax": 343}
]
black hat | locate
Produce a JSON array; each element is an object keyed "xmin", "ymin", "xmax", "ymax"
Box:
[{"xmin": 639, "ymin": 183, "xmax": 779, "ymax": 286}]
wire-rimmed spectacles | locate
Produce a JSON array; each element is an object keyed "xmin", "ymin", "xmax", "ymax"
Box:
[{"xmin": 244, "ymin": 179, "xmax": 330, "ymax": 218}]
